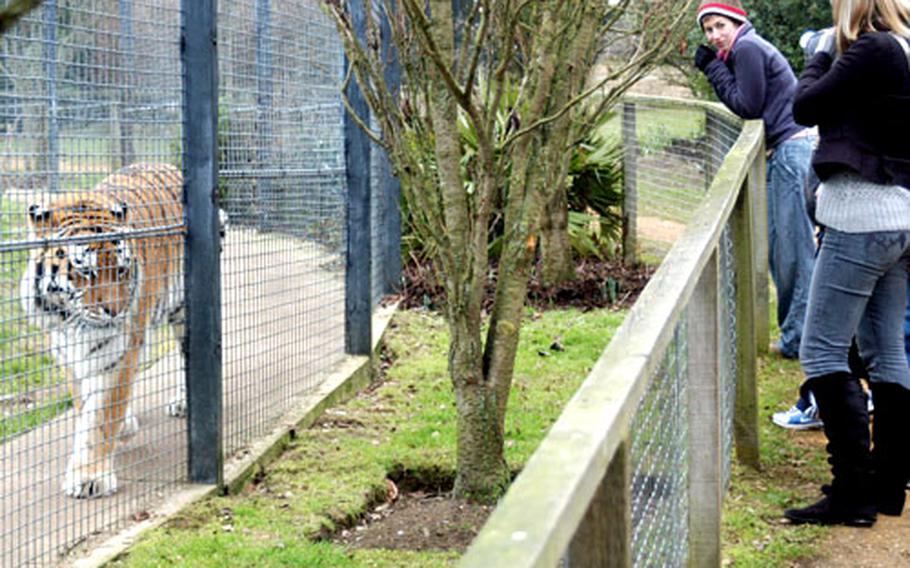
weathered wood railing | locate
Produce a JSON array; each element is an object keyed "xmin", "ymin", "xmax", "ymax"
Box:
[{"xmin": 460, "ymin": 95, "xmax": 768, "ymax": 568}]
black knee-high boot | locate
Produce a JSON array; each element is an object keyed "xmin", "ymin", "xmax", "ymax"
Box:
[
  {"xmin": 784, "ymin": 373, "xmax": 877, "ymax": 526},
  {"xmin": 870, "ymin": 382, "xmax": 910, "ymax": 516}
]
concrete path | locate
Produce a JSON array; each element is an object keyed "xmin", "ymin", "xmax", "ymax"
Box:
[{"xmin": 1, "ymin": 228, "xmax": 346, "ymax": 566}]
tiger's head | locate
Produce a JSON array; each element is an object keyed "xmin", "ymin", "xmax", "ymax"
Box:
[{"xmin": 20, "ymin": 196, "xmax": 136, "ymax": 329}]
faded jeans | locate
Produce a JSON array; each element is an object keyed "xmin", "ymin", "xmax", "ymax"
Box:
[
  {"xmin": 905, "ymin": 278, "xmax": 910, "ymax": 364},
  {"xmin": 767, "ymin": 136, "xmax": 816, "ymax": 358},
  {"xmin": 799, "ymin": 228, "xmax": 910, "ymax": 390}
]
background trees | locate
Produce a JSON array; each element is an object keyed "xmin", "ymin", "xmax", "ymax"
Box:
[{"xmin": 324, "ymin": 0, "xmax": 696, "ymax": 501}]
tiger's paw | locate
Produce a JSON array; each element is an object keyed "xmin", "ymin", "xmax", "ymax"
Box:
[
  {"xmin": 63, "ymin": 463, "xmax": 118, "ymax": 499},
  {"xmin": 166, "ymin": 396, "xmax": 186, "ymax": 418}
]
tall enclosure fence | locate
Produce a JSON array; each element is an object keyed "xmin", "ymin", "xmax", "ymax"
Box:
[
  {"xmin": 462, "ymin": 95, "xmax": 768, "ymax": 568},
  {"xmin": 0, "ymin": 1, "xmax": 399, "ymax": 566}
]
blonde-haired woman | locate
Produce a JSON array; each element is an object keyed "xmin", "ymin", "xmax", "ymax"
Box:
[{"xmin": 787, "ymin": 0, "xmax": 910, "ymax": 527}]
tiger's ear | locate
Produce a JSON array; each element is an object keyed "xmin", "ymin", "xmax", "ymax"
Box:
[
  {"xmin": 110, "ymin": 202, "xmax": 128, "ymax": 221},
  {"xmin": 27, "ymin": 204, "xmax": 51, "ymax": 225}
]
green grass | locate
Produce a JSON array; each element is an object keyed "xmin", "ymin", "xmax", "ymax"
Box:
[
  {"xmin": 720, "ymin": 291, "xmax": 831, "ymax": 566},
  {"xmin": 101, "ymin": 280, "xmax": 831, "ymax": 567},
  {"xmin": 599, "ymin": 105, "xmax": 705, "ymax": 152},
  {"xmin": 112, "ymin": 307, "xmax": 626, "ymax": 567},
  {"xmin": 0, "ymin": 397, "xmax": 72, "ymax": 440}
]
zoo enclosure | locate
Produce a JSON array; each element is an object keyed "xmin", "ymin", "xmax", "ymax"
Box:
[
  {"xmin": 0, "ymin": 1, "xmax": 399, "ymax": 566},
  {"xmin": 462, "ymin": 95, "xmax": 768, "ymax": 568}
]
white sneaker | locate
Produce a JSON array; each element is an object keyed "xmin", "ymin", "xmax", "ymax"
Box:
[{"xmin": 772, "ymin": 402, "xmax": 823, "ymax": 430}]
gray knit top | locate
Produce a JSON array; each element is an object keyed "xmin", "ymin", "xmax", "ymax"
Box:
[{"xmin": 816, "ymin": 171, "xmax": 910, "ymax": 233}]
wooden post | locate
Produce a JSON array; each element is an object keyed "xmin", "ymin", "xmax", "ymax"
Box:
[
  {"xmin": 704, "ymin": 109, "xmax": 722, "ymax": 190},
  {"xmin": 622, "ymin": 102, "xmax": 638, "ymax": 265},
  {"xmin": 567, "ymin": 437, "xmax": 632, "ymax": 568},
  {"xmin": 748, "ymin": 150, "xmax": 769, "ymax": 354},
  {"xmin": 687, "ymin": 251, "xmax": 722, "ymax": 567},
  {"xmin": 731, "ymin": 179, "xmax": 760, "ymax": 468}
]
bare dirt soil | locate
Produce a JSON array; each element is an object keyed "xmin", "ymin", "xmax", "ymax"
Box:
[
  {"xmin": 399, "ymin": 257, "xmax": 654, "ymax": 313},
  {"xmin": 333, "ymin": 488, "xmax": 493, "ymax": 553}
]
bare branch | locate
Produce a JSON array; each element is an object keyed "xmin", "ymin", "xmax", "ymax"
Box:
[{"xmin": 0, "ymin": 0, "xmax": 43, "ymax": 35}]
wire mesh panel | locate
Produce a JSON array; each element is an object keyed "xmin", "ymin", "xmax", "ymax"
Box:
[
  {"xmin": 0, "ymin": 1, "xmax": 184, "ymax": 565},
  {"xmin": 630, "ymin": 320, "xmax": 689, "ymax": 567},
  {"xmin": 624, "ymin": 98, "xmax": 743, "ymax": 262},
  {"xmin": 217, "ymin": 0, "xmax": 348, "ymax": 457},
  {"xmin": 718, "ymin": 224, "xmax": 739, "ymax": 489}
]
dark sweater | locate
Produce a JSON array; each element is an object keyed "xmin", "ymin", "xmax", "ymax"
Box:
[
  {"xmin": 703, "ymin": 24, "xmax": 803, "ymax": 150},
  {"xmin": 793, "ymin": 32, "xmax": 910, "ymax": 188}
]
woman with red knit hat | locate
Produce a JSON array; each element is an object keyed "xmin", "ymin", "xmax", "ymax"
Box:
[{"xmin": 693, "ymin": 1, "xmax": 822, "ymax": 429}]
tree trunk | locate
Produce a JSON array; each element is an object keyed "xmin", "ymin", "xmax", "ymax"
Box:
[{"xmin": 539, "ymin": 185, "xmax": 575, "ymax": 286}]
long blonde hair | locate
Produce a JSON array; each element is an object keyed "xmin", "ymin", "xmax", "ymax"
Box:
[{"xmin": 832, "ymin": 0, "xmax": 910, "ymax": 52}]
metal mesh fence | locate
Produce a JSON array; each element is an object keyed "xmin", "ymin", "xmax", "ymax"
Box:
[
  {"xmin": 623, "ymin": 96, "xmax": 747, "ymax": 567},
  {"xmin": 718, "ymin": 224, "xmax": 739, "ymax": 489},
  {"xmin": 0, "ymin": 0, "xmax": 402, "ymax": 564},
  {"xmin": 0, "ymin": 2, "xmax": 184, "ymax": 565},
  {"xmin": 216, "ymin": 0, "xmax": 348, "ymax": 459},
  {"xmin": 623, "ymin": 99, "xmax": 743, "ymax": 263},
  {"xmin": 630, "ymin": 320, "xmax": 689, "ymax": 567}
]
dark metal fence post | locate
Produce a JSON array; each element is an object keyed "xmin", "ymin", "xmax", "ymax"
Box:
[
  {"xmin": 118, "ymin": 0, "xmax": 136, "ymax": 168},
  {"xmin": 345, "ymin": 0, "xmax": 372, "ymax": 355},
  {"xmin": 452, "ymin": 0, "xmax": 469, "ymax": 45},
  {"xmin": 42, "ymin": 0, "xmax": 59, "ymax": 192},
  {"xmin": 255, "ymin": 0, "xmax": 275, "ymax": 232},
  {"xmin": 181, "ymin": 0, "xmax": 222, "ymax": 485},
  {"xmin": 380, "ymin": 4, "xmax": 401, "ymax": 294}
]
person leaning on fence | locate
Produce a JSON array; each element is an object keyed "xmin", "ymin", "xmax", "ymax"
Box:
[
  {"xmin": 782, "ymin": 0, "xmax": 910, "ymax": 527},
  {"xmin": 692, "ymin": 1, "xmax": 817, "ymax": 366}
]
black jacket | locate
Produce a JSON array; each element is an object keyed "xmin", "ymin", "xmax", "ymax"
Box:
[{"xmin": 793, "ymin": 31, "xmax": 910, "ymax": 188}]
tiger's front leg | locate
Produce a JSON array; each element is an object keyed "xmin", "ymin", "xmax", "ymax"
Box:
[
  {"xmin": 63, "ymin": 358, "xmax": 136, "ymax": 499},
  {"xmin": 64, "ymin": 377, "xmax": 118, "ymax": 498}
]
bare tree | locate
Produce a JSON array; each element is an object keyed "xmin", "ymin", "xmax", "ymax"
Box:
[
  {"xmin": 323, "ymin": 0, "xmax": 695, "ymax": 501},
  {"xmin": 0, "ymin": 0, "xmax": 44, "ymax": 34}
]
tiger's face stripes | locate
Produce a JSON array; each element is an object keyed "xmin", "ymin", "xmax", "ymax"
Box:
[
  {"xmin": 20, "ymin": 163, "xmax": 190, "ymax": 499},
  {"xmin": 25, "ymin": 203, "xmax": 136, "ymax": 326}
]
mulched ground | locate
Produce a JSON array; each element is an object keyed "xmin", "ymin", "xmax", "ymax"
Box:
[
  {"xmin": 399, "ymin": 257, "xmax": 654, "ymax": 313},
  {"xmin": 332, "ymin": 257, "xmax": 653, "ymax": 554},
  {"xmin": 333, "ymin": 485, "xmax": 493, "ymax": 553}
]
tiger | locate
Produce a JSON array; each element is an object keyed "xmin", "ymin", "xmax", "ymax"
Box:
[{"xmin": 19, "ymin": 162, "xmax": 198, "ymax": 499}]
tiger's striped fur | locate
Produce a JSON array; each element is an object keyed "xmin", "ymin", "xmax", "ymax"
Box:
[{"xmin": 20, "ymin": 163, "xmax": 188, "ymax": 499}]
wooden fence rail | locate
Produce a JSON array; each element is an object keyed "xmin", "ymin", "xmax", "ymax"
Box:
[{"xmin": 460, "ymin": 95, "xmax": 767, "ymax": 568}]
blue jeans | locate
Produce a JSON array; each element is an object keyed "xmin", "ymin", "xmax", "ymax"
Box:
[
  {"xmin": 905, "ymin": 278, "xmax": 910, "ymax": 364},
  {"xmin": 767, "ymin": 136, "xmax": 816, "ymax": 358},
  {"xmin": 799, "ymin": 228, "xmax": 910, "ymax": 389}
]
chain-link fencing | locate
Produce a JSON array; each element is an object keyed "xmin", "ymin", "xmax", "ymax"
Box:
[
  {"xmin": 462, "ymin": 96, "xmax": 766, "ymax": 568},
  {"xmin": 623, "ymin": 96, "xmax": 750, "ymax": 566}
]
